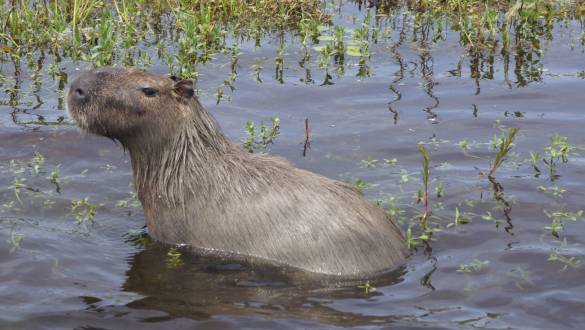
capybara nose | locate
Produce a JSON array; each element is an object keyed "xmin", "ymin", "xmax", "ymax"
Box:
[{"xmin": 69, "ymin": 73, "xmax": 96, "ymax": 103}]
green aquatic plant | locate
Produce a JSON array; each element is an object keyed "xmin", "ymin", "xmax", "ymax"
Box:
[
  {"xmin": 243, "ymin": 117, "xmax": 281, "ymax": 152},
  {"xmin": 360, "ymin": 156, "xmax": 379, "ymax": 168},
  {"xmin": 529, "ymin": 151, "xmax": 541, "ymax": 173},
  {"xmin": 446, "ymin": 207, "xmax": 472, "ymax": 228},
  {"xmin": 115, "ymin": 191, "xmax": 141, "ymax": 209},
  {"xmin": 124, "ymin": 229, "xmax": 152, "ymax": 247},
  {"xmin": 29, "ymin": 152, "xmax": 45, "ymax": 176},
  {"xmin": 544, "ymin": 208, "xmax": 584, "ymax": 238},
  {"xmin": 537, "ymin": 185, "xmax": 566, "ymax": 198},
  {"xmin": 48, "ymin": 165, "xmax": 61, "ymax": 194},
  {"xmin": 9, "ymin": 175, "xmax": 25, "ymax": 205},
  {"xmin": 487, "ymin": 127, "xmax": 519, "ymax": 177},
  {"xmin": 69, "ymin": 197, "xmax": 97, "ymax": 226},
  {"xmin": 543, "ymin": 134, "xmax": 574, "ymax": 179},
  {"xmin": 166, "ymin": 247, "xmax": 183, "ymax": 268},
  {"xmin": 405, "ymin": 227, "xmax": 418, "ymax": 249},
  {"xmin": 458, "ymin": 139, "xmax": 470, "ymax": 152},
  {"xmin": 548, "ymin": 249, "xmax": 582, "ymax": 271},
  {"xmin": 353, "ymin": 178, "xmax": 379, "ymax": 191},
  {"xmin": 457, "ymin": 259, "xmax": 489, "ymax": 273},
  {"xmin": 481, "ymin": 211, "xmax": 501, "ymax": 227},
  {"xmin": 275, "ymin": 40, "xmax": 286, "ymax": 83},
  {"xmin": 6, "ymin": 229, "xmax": 24, "ymax": 254},
  {"xmin": 435, "ymin": 182, "xmax": 444, "ymax": 198},
  {"xmin": 357, "ymin": 281, "xmax": 376, "ymax": 294},
  {"xmin": 417, "ymin": 144, "xmax": 430, "ymax": 228}
]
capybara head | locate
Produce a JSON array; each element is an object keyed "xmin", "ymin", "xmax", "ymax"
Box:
[{"xmin": 67, "ymin": 67, "xmax": 195, "ymax": 143}]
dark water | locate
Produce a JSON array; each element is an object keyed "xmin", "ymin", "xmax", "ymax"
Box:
[{"xmin": 1, "ymin": 3, "xmax": 585, "ymax": 329}]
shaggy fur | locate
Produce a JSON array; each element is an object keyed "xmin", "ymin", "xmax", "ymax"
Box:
[{"xmin": 67, "ymin": 67, "xmax": 408, "ymax": 278}]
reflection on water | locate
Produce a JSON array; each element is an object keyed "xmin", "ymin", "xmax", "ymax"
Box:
[
  {"xmin": 1, "ymin": 1, "xmax": 585, "ymax": 329},
  {"xmin": 122, "ymin": 242, "xmax": 405, "ymax": 326}
]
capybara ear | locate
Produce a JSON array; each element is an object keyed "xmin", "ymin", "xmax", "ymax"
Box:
[
  {"xmin": 173, "ymin": 79, "xmax": 194, "ymax": 99},
  {"xmin": 169, "ymin": 75, "xmax": 179, "ymax": 82}
]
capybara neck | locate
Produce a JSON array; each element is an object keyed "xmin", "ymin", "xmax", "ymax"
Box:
[{"xmin": 125, "ymin": 98, "xmax": 237, "ymax": 207}]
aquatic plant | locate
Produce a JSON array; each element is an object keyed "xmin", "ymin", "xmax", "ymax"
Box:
[
  {"xmin": 446, "ymin": 207, "xmax": 472, "ymax": 228},
  {"xmin": 166, "ymin": 247, "xmax": 183, "ymax": 268},
  {"xmin": 543, "ymin": 134, "xmax": 574, "ymax": 179},
  {"xmin": 124, "ymin": 229, "xmax": 153, "ymax": 247},
  {"xmin": 48, "ymin": 165, "xmax": 61, "ymax": 194},
  {"xmin": 529, "ymin": 151, "xmax": 541, "ymax": 173},
  {"xmin": 457, "ymin": 259, "xmax": 489, "ymax": 273},
  {"xmin": 544, "ymin": 208, "xmax": 584, "ymax": 238},
  {"xmin": 69, "ymin": 197, "xmax": 97, "ymax": 226},
  {"xmin": 548, "ymin": 249, "xmax": 582, "ymax": 271},
  {"xmin": 360, "ymin": 156, "xmax": 379, "ymax": 168},
  {"xmin": 357, "ymin": 281, "xmax": 376, "ymax": 293},
  {"xmin": 243, "ymin": 117, "xmax": 281, "ymax": 152},
  {"xmin": 487, "ymin": 127, "xmax": 519, "ymax": 177},
  {"xmin": 417, "ymin": 144, "xmax": 430, "ymax": 227},
  {"xmin": 6, "ymin": 229, "xmax": 24, "ymax": 254},
  {"xmin": 115, "ymin": 191, "xmax": 141, "ymax": 209}
]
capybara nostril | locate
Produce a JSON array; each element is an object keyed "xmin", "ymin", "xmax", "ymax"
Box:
[{"xmin": 69, "ymin": 73, "xmax": 98, "ymax": 103}]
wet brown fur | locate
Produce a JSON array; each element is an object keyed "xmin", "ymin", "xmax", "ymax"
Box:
[{"xmin": 67, "ymin": 67, "xmax": 408, "ymax": 278}]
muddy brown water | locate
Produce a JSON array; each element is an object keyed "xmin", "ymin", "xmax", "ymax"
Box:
[{"xmin": 1, "ymin": 4, "xmax": 585, "ymax": 330}]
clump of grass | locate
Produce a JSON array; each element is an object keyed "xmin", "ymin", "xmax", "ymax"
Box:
[{"xmin": 487, "ymin": 127, "xmax": 519, "ymax": 177}]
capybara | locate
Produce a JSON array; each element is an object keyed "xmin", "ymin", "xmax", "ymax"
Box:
[{"xmin": 67, "ymin": 67, "xmax": 407, "ymax": 278}]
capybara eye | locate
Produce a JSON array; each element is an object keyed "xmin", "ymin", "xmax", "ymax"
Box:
[{"xmin": 141, "ymin": 87, "xmax": 159, "ymax": 97}]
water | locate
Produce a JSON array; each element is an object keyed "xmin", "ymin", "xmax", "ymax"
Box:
[{"xmin": 1, "ymin": 2, "xmax": 585, "ymax": 329}]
